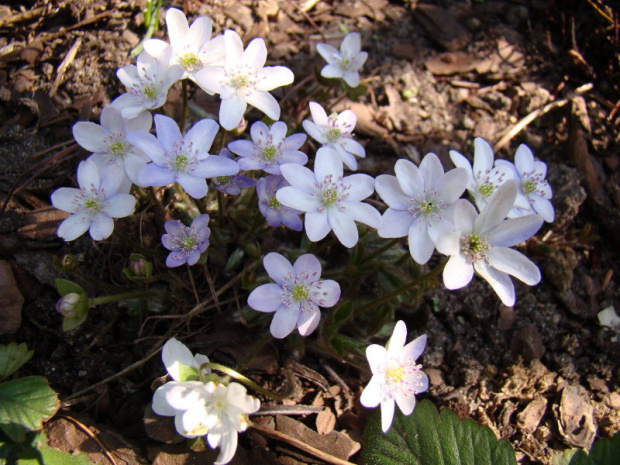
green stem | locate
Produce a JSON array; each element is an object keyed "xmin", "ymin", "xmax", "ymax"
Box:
[
  {"xmin": 180, "ymin": 80, "xmax": 189, "ymax": 133},
  {"xmin": 89, "ymin": 290, "xmax": 159, "ymax": 306},
  {"xmin": 354, "ymin": 259, "xmax": 447, "ymax": 315},
  {"xmin": 202, "ymin": 362, "xmax": 294, "ymax": 400}
]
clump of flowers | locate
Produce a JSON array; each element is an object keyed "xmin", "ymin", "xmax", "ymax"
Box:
[
  {"xmin": 248, "ymin": 252, "xmax": 341, "ymax": 338},
  {"xmin": 360, "ymin": 320, "xmax": 429, "ymax": 433},
  {"xmin": 152, "ymin": 338, "xmax": 260, "ymax": 465}
]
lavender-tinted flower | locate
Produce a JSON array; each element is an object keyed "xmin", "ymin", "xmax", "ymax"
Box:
[
  {"xmin": 162, "ymin": 214, "xmax": 211, "ymax": 267},
  {"xmin": 212, "ymin": 148, "xmax": 255, "ymax": 195}
]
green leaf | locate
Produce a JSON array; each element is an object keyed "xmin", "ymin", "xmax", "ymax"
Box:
[
  {"xmin": 0, "ymin": 343, "xmax": 34, "ymax": 381},
  {"xmin": 18, "ymin": 443, "xmax": 94, "ymax": 464},
  {"xmin": 54, "ymin": 279, "xmax": 85, "ymax": 297},
  {"xmin": 62, "ymin": 312, "xmax": 89, "ymax": 332},
  {"xmin": 0, "ymin": 377, "xmax": 60, "ymax": 442},
  {"xmin": 553, "ymin": 432, "xmax": 620, "ymax": 465},
  {"xmin": 362, "ymin": 400, "xmax": 517, "ymax": 465}
]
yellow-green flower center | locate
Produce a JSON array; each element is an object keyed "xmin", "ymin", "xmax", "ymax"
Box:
[
  {"xmin": 109, "ymin": 140, "xmax": 128, "ymax": 156},
  {"xmin": 268, "ymin": 196, "xmax": 281, "ymax": 209},
  {"xmin": 419, "ymin": 201, "xmax": 434, "ymax": 214},
  {"xmin": 326, "ymin": 128, "xmax": 341, "ymax": 142},
  {"xmin": 181, "ymin": 236, "xmax": 197, "ymax": 250},
  {"xmin": 522, "ymin": 179, "xmax": 536, "ymax": 194},
  {"xmin": 262, "ymin": 145, "xmax": 278, "ymax": 161},
  {"xmin": 385, "ymin": 365, "xmax": 405, "ymax": 383},
  {"xmin": 231, "ymin": 75, "xmax": 249, "ymax": 89},
  {"xmin": 323, "ymin": 188, "xmax": 338, "ymax": 205},
  {"xmin": 174, "ymin": 154, "xmax": 189, "ymax": 171},
  {"xmin": 179, "ymin": 52, "xmax": 200, "ymax": 71},
  {"xmin": 461, "ymin": 234, "xmax": 489, "ymax": 262},
  {"xmin": 292, "ymin": 284, "xmax": 310, "ymax": 301},
  {"xmin": 217, "ymin": 176, "xmax": 231, "ymax": 184},
  {"xmin": 479, "ymin": 183, "xmax": 494, "ymax": 198},
  {"xmin": 84, "ymin": 198, "xmax": 102, "ymax": 212},
  {"xmin": 143, "ymin": 84, "xmax": 157, "ymax": 99}
]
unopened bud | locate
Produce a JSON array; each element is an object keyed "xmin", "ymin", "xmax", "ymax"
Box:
[
  {"xmin": 56, "ymin": 293, "xmax": 80, "ymax": 317},
  {"xmin": 130, "ymin": 256, "xmax": 149, "ymax": 277}
]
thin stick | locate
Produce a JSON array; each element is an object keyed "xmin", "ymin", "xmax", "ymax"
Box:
[
  {"xmin": 493, "ymin": 83, "xmax": 593, "ymax": 152},
  {"xmin": 56, "ymin": 414, "xmax": 118, "ymax": 465},
  {"xmin": 251, "ymin": 423, "xmax": 356, "ymax": 465}
]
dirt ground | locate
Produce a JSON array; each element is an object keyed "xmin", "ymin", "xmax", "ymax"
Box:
[{"xmin": 1, "ymin": 1, "xmax": 619, "ymax": 464}]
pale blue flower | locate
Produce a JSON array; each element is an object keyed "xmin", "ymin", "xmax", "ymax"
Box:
[
  {"xmin": 247, "ymin": 252, "xmax": 341, "ymax": 339},
  {"xmin": 129, "ymin": 115, "xmax": 239, "ymax": 199},
  {"xmin": 162, "ymin": 214, "xmax": 210, "ymax": 267},
  {"xmin": 228, "ymin": 121, "xmax": 307, "ymax": 175},
  {"xmin": 316, "ymin": 32, "xmax": 367, "ymax": 88}
]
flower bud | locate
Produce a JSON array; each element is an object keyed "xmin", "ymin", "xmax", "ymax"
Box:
[
  {"xmin": 56, "ymin": 293, "xmax": 80, "ymax": 317},
  {"xmin": 130, "ymin": 256, "xmax": 149, "ymax": 278}
]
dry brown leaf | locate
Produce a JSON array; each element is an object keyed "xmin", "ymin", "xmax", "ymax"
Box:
[
  {"xmin": 315, "ymin": 408, "xmax": 336, "ymax": 435},
  {"xmin": 0, "ymin": 260, "xmax": 24, "ymax": 334},
  {"xmin": 556, "ymin": 385, "xmax": 597, "ymax": 449}
]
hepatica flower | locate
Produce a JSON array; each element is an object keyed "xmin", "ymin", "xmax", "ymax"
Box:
[
  {"xmin": 72, "ymin": 106, "xmax": 152, "ymax": 191},
  {"xmin": 248, "ymin": 252, "xmax": 340, "ymax": 339},
  {"xmin": 257, "ymin": 175, "xmax": 303, "ymax": 231},
  {"xmin": 143, "ymin": 8, "xmax": 225, "ymax": 82},
  {"xmin": 317, "ymin": 32, "xmax": 368, "ymax": 88},
  {"xmin": 51, "ymin": 159, "xmax": 136, "ymax": 241},
  {"xmin": 228, "ymin": 121, "xmax": 307, "ymax": 175},
  {"xmin": 152, "ymin": 338, "xmax": 260, "ymax": 465},
  {"xmin": 303, "ymin": 101, "xmax": 365, "ymax": 171},
  {"xmin": 450, "ymin": 138, "xmax": 525, "ymax": 211},
  {"xmin": 195, "ymin": 30, "xmax": 294, "ymax": 131},
  {"xmin": 129, "ymin": 114, "xmax": 239, "ymax": 199},
  {"xmin": 375, "ymin": 153, "xmax": 468, "ymax": 264},
  {"xmin": 496, "ymin": 144, "xmax": 554, "ymax": 222},
  {"xmin": 277, "ymin": 147, "xmax": 381, "ymax": 247},
  {"xmin": 360, "ymin": 320, "xmax": 429, "ymax": 433},
  {"xmin": 436, "ymin": 181, "xmax": 544, "ymax": 307},
  {"xmin": 112, "ymin": 49, "xmax": 183, "ymax": 119},
  {"xmin": 162, "ymin": 214, "xmax": 210, "ymax": 267}
]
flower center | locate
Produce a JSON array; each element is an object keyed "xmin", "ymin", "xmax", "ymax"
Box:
[
  {"xmin": 181, "ymin": 236, "xmax": 198, "ymax": 250},
  {"xmin": 522, "ymin": 179, "xmax": 536, "ymax": 194},
  {"xmin": 187, "ymin": 422, "xmax": 209, "ymax": 436},
  {"xmin": 230, "ymin": 75, "xmax": 249, "ymax": 89},
  {"xmin": 174, "ymin": 153, "xmax": 189, "ymax": 172},
  {"xmin": 292, "ymin": 284, "xmax": 310, "ymax": 301},
  {"xmin": 84, "ymin": 197, "xmax": 103, "ymax": 214},
  {"xmin": 216, "ymin": 176, "xmax": 231, "ymax": 185},
  {"xmin": 143, "ymin": 84, "xmax": 158, "ymax": 99},
  {"xmin": 109, "ymin": 139, "xmax": 129, "ymax": 156},
  {"xmin": 479, "ymin": 183, "xmax": 494, "ymax": 198},
  {"xmin": 380, "ymin": 357, "xmax": 425, "ymax": 400},
  {"xmin": 179, "ymin": 52, "xmax": 201, "ymax": 71},
  {"xmin": 326, "ymin": 128, "xmax": 341, "ymax": 142},
  {"xmin": 267, "ymin": 195, "xmax": 281, "ymax": 209},
  {"xmin": 323, "ymin": 188, "xmax": 338, "ymax": 205},
  {"xmin": 460, "ymin": 234, "xmax": 489, "ymax": 263},
  {"xmin": 262, "ymin": 145, "xmax": 278, "ymax": 161}
]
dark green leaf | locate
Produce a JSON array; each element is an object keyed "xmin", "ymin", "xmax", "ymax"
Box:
[
  {"xmin": 0, "ymin": 377, "xmax": 60, "ymax": 442},
  {"xmin": 362, "ymin": 400, "xmax": 517, "ymax": 465},
  {"xmin": 0, "ymin": 343, "xmax": 34, "ymax": 381},
  {"xmin": 54, "ymin": 279, "xmax": 84, "ymax": 297}
]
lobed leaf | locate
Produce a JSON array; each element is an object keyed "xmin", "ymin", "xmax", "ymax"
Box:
[{"xmin": 0, "ymin": 343, "xmax": 34, "ymax": 381}]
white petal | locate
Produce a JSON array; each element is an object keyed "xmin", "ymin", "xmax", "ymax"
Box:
[
  {"xmin": 315, "ymin": 147, "xmax": 343, "ymax": 179},
  {"xmin": 280, "ymin": 163, "xmax": 316, "ymax": 193},
  {"xmin": 178, "ymin": 174, "xmax": 208, "ymax": 199},
  {"xmin": 194, "ymin": 66, "xmax": 226, "ymax": 95},
  {"xmin": 293, "ymin": 254, "xmax": 321, "ymax": 281},
  {"xmin": 394, "ymin": 159, "xmax": 424, "ymax": 198},
  {"xmin": 185, "ymin": 118, "xmax": 219, "ymax": 152},
  {"xmin": 329, "ymin": 209, "xmax": 358, "ymax": 248},
  {"xmin": 365, "ymin": 344, "xmax": 387, "ymax": 374},
  {"xmin": 248, "ymin": 284, "xmax": 283, "ymax": 313},
  {"xmin": 166, "ymin": 8, "xmax": 190, "ymax": 50},
  {"xmin": 276, "ymin": 187, "xmax": 320, "ymax": 212},
  {"xmin": 387, "ymin": 320, "xmax": 407, "ymax": 356},
  {"xmin": 154, "ymin": 115, "xmax": 182, "ymax": 153},
  {"xmin": 487, "ymin": 247, "xmax": 541, "ymax": 285},
  {"xmin": 360, "ymin": 376, "xmax": 382, "ymax": 408},
  {"xmin": 408, "ymin": 221, "xmax": 434, "ymax": 265},
  {"xmin": 139, "ymin": 164, "xmax": 176, "ymax": 187},
  {"xmin": 256, "ymin": 66, "xmax": 294, "ymax": 91},
  {"xmin": 243, "ymin": 37, "xmax": 267, "ymax": 68},
  {"xmin": 474, "ymin": 261, "xmax": 515, "ymax": 307},
  {"xmin": 213, "ymin": 430, "xmax": 238, "ymax": 465},
  {"xmin": 473, "ymin": 137, "xmax": 494, "ymax": 175},
  {"xmin": 395, "ymin": 391, "xmax": 416, "ymax": 416},
  {"xmin": 419, "ymin": 152, "xmax": 444, "ymax": 190},
  {"xmin": 443, "ymin": 254, "xmax": 474, "ymax": 290},
  {"xmin": 105, "ymin": 194, "xmax": 136, "ymax": 218},
  {"xmin": 89, "ymin": 215, "xmax": 114, "ymax": 240},
  {"xmin": 321, "ymin": 64, "xmax": 345, "ymax": 79},
  {"xmin": 188, "ymin": 17, "xmax": 212, "ymax": 51},
  {"xmin": 403, "ymin": 334, "xmax": 427, "ymax": 361},
  {"xmin": 438, "ymin": 167, "xmax": 469, "ymax": 203},
  {"xmin": 530, "ymin": 196, "xmax": 554, "ymax": 222},
  {"xmin": 381, "ymin": 398, "xmax": 396, "ymax": 433},
  {"xmin": 316, "ymin": 43, "xmax": 340, "ymax": 65},
  {"xmin": 308, "ymin": 101, "xmax": 329, "ymax": 126},
  {"xmin": 297, "ymin": 306, "xmax": 321, "ymax": 336},
  {"xmin": 194, "ymin": 156, "xmax": 239, "ymax": 178},
  {"xmin": 73, "ymin": 122, "xmax": 107, "ymax": 153},
  {"xmin": 305, "ymin": 210, "xmax": 331, "ymax": 242},
  {"xmin": 474, "ymin": 180, "xmax": 518, "ymax": 234},
  {"xmin": 51, "ymin": 188, "xmax": 81, "ymax": 213},
  {"xmin": 224, "ymin": 30, "xmax": 244, "ymax": 66},
  {"xmin": 435, "ymin": 230, "xmax": 461, "ymax": 256},
  {"xmin": 77, "ymin": 159, "xmax": 100, "ymax": 190},
  {"xmin": 219, "ymin": 95, "xmax": 247, "ymax": 131},
  {"xmin": 162, "ymin": 338, "xmax": 195, "ymax": 380},
  {"xmin": 487, "ymin": 214, "xmax": 543, "ymax": 247},
  {"xmin": 377, "ymin": 209, "xmax": 413, "ymax": 238},
  {"xmin": 245, "ymin": 91, "xmax": 281, "ymax": 121},
  {"xmin": 126, "ymin": 131, "xmax": 164, "ymax": 164},
  {"xmin": 57, "ymin": 213, "xmax": 90, "ymax": 241},
  {"xmin": 514, "ymin": 144, "xmax": 534, "ymax": 174},
  {"xmin": 341, "ymin": 201, "xmax": 381, "ymax": 229},
  {"xmin": 345, "ymin": 174, "xmax": 375, "ymax": 201},
  {"xmin": 375, "ymin": 175, "xmax": 410, "ymax": 209},
  {"xmin": 341, "ymin": 32, "xmax": 362, "ymax": 54}
]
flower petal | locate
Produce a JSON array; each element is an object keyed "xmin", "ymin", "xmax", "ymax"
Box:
[
  {"xmin": 245, "ymin": 91, "xmax": 281, "ymax": 121},
  {"xmin": 293, "ymin": 254, "xmax": 321, "ymax": 281},
  {"xmin": 297, "ymin": 306, "xmax": 321, "ymax": 336},
  {"xmin": 360, "ymin": 376, "xmax": 382, "ymax": 408},
  {"xmin": 329, "ymin": 209, "xmax": 359, "ymax": 248},
  {"xmin": 248, "ymin": 283, "xmax": 284, "ymax": 313},
  {"xmin": 305, "ymin": 210, "xmax": 331, "ymax": 242},
  {"xmin": 219, "ymin": 95, "xmax": 247, "ymax": 131},
  {"xmin": 487, "ymin": 246, "xmax": 541, "ymax": 285},
  {"xmin": 443, "ymin": 254, "xmax": 474, "ymax": 290},
  {"xmin": 474, "ymin": 261, "xmax": 515, "ymax": 307},
  {"xmin": 263, "ymin": 252, "xmax": 294, "ymax": 284},
  {"xmin": 381, "ymin": 398, "xmax": 396, "ymax": 433},
  {"xmin": 487, "ymin": 213, "xmax": 543, "ymax": 247},
  {"xmin": 162, "ymin": 338, "xmax": 195, "ymax": 380},
  {"xmin": 378, "ymin": 208, "xmax": 413, "ymax": 238},
  {"xmin": 408, "ymin": 220, "xmax": 434, "ymax": 265},
  {"xmin": 394, "ymin": 159, "xmax": 424, "ymax": 198},
  {"xmin": 270, "ymin": 304, "xmax": 300, "ymax": 339},
  {"xmin": 57, "ymin": 213, "xmax": 91, "ymax": 241},
  {"xmin": 89, "ymin": 215, "xmax": 114, "ymax": 240}
]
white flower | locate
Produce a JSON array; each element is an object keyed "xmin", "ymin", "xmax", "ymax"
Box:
[
  {"xmin": 228, "ymin": 120, "xmax": 307, "ymax": 175},
  {"xmin": 161, "ymin": 337, "xmax": 211, "ymax": 381},
  {"xmin": 247, "ymin": 252, "xmax": 341, "ymax": 339},
  {"xmin": 360, "ymin": 320, "xmax": 429, "ymax": 433},
  {"xmin": 51, "ymin": 159, "xmax": 136, "ymax": 241},
  {"xmin": 435, "ymin": 181, "xmax": 544, "ymax": 307},
  {"xmin": 112, "ymin": 49, "xmax": 184, "ymax": 119},
  {"xmin": 375, "ymin": 153, "xmax": 468, "ymax": 264},
  {"xmin": 496, "ymin": 144, "xmax": 554, "ymax": 222},
  {"xmin": 450, "ymin": 138, "xmax": 526, "ymax": 211},
  {"xmin": 302, "ymin": 101, "xmax": 365, "ymax": 171},
  {"xmin": 128, "ymin": 115, "xmax": 239, "ymax": 199},
  {"xmin": 316, "ymin": 32, "xmax": 368, "ymax": 88},
  {"xmin": 277, "ymin": 147, "xmax": 381, "ymax": 248},
  {"xmin": 72, "ymin": 106, "xmax": 152, "ymax": 192},
  {"xmin": 194, "ymin": 30, "xmax": 294, "ymax": 131},
  {"xmin": 143, "ymin": 8, "xmax": 226, "ymax": 81}
]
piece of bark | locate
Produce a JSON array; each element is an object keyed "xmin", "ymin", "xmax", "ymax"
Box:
[
  {"xmin": 556, "ymin": 385, "xmax": 597, "ymax": 449},
  {"xmin": 517, "ymin": 397, "xmax": 548, "ymax": 434}
]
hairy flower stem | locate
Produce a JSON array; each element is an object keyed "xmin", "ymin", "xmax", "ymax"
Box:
[
  {"xmin": 354, "ymin": 259, "xmax": 447, "ymax": 316},
  {"xmin": 89, "ymin": 290, "xmax": 160, "ymax": 306},
  {"xmin": 201, "ymin": 362, "xmax": 295, "ymax": 400}
]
